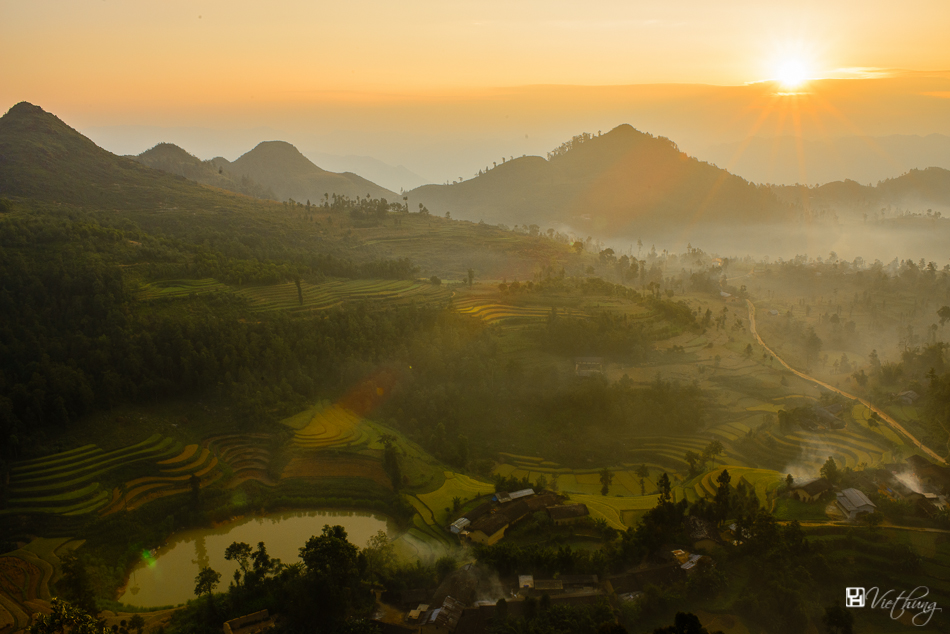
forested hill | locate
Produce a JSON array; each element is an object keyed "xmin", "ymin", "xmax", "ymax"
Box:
[
  {"xmin": 0, "ymin": 102, "xmax": 242, "ymax": 210},
  {"xmin": 219, "ymin": 140, "xmax": 398, "ymax": 204},
  {"xmin": 133, "ymin": 142, "xmax": 277, "ymax": 200},
  {"xmin": 771, "ymin": 167, "xmax": 950, "ymax": 214},
  {"xmin": 407, "ymin": 124, "xmax": 794, "ymax": 236}
]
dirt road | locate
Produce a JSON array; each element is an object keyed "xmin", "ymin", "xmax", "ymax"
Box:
[{"xmin": 746, "ymin": 299, "xmax": 947, "ymax": 465}]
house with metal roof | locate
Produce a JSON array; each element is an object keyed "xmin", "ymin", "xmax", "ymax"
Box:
[{"xmin": 836, "ymin": 488, "xmax": 877, "ymax": 520}]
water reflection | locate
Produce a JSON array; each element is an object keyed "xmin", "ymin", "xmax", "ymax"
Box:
[{"xmin": 118, "ymin": 509, "xmax": 393, "ymax": 607}]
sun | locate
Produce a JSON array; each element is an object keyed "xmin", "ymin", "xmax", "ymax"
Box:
[{"xmin": 775, "ymin": 58, "xmax": 810, "ymax": 89}]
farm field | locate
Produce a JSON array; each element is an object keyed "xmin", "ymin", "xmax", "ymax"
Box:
[
  {"xmin": 0, "ymin": 537, "xmax": 81, "ymax": 632},
  {"xmin": 284, "ymin": 404, "xmax": 369, "ymax": 449},
  {"xmin": 139, "ymin": 277, "xmax": 452, "ymax": 313},
  {"xmin": 413, "ymin": 472, "xmax": 495, "ymax": 526},
  {"xmin": 3, "ymin": 435, "xmax": 184, "ymax": 517}
]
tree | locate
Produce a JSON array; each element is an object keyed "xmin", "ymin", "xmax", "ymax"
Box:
[
  {"xmin": 714, "ymin": 469, "xmax": 731, "ymax": 524},
  {"xmin": 657, "ymin": 473, "xmax": 672, "ymax": 504},
  {"xmin": 702, "ymin": 440, "xmax": 723, "ymax": 467},
  {"xmin": 684, "ymin": 450, "xmax": 702, "ymax": 476},
  {"xmin": 57, "ymin": 552, "xmax": 98, "ymax": 617},
  {"xmin": 862, "ymin": 512, "xmax": 883, "ymax": 533},
  {"xmin": 224, "ymin": 542, "xmax": 252, "ymax": 587},
  {"xmin": 785, "ymin": 474, "xmax": 794, "ymax": 489},
  {"xmin": 467, "ymin": 268, "xmax": 475, "ymax": 287},
  {"xmin": 636, "ymin": 464, "xmax": 649, "ymax": 479},
  {"xmin": 804, "ymin": 327, "xmax": 823, "ymax": 366},
  {"xmin": 296, "ymin": 525, "xmax": 368, "ymax": 629},
  {"xmin": 362, "ymin": 529, "xmax": 396, "ymax": 583},
  {"xmin": 29, "ymin": 599, "xmax": 108, "ymax": 634},
  {"xmin": 600, "ymin": 467, "xmax": 614, "ymax": 495},
  {"xmin": 495, "ymin": 598, "xmax": 508, "ymax": 624},
  {"xmin": 939, "ymin": 306, "xmax": 950, "ymax": 326},
  {"xmin": 822, "ymin": 601, "xmax": 853, "ymax": 634},
  {"xmin": 820, "ymin": 456, "xmax": 839, "ymax": 485},
  {"xmin": 640, "ymin": 478, "xmax": 646, "ymax": 496},
  {"xmin": 127, "ymin": 615, "xmax": 145, "ymax": 634},
  {"xmin": 194, "ymin": 566, "xmax": 220, "ymax": 612}
]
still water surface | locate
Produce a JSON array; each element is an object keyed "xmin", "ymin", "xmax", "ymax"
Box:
[{"xmin": 119, "ymin": 509, "xmax": 392, "ymax": 607}]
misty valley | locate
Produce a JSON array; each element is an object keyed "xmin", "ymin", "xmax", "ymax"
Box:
[{"xmin": 3, "ymin": 101, "xmax": 950, "ymax": 634}]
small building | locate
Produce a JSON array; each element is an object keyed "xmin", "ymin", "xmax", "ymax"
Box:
[
  {"xmin": 897, "ymin": 390, "xmax": 919, "ymax": 405},
  {"xmin": 768, "ymin": 309, "xmax": 779, "ymax": 316},
  {"xmin": 789, "ymin": 477, "xmax": 832, "ymax": 503},
  {"xmin": 433, "ymin": 596, "xmax": 464, "ymax": 633},
  {"xmin": 467, "ymin": 513, "xmax": 510, "ymax": 545},
  {"xmin": 449, "ymin": 518, "xmax": 471, "ymax": 534},
  {"xmin": 575, "ymin": 357, "xmax": 604, "ymax": 377},
  {"xmin": 518, "ymin": 575, "xmax": 534, "ymax": 589},
  {"xmin": 547, "ymin": 504, "xmax": 589, "ymax": 525},
  {"xmin": 836, "ymin": 488, "xmax": 877, "ymax": 520},
  {"xmin": 493, "ymin": 489, "xmax": 533, "ymax": 504},
  {"xmin": 407, "ymin": 605, "xmax": 430, "ymax": 623}
]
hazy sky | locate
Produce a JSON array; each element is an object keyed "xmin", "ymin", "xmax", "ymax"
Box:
[{"xmin": 3, "ymin": 1, "xmax": 950, "ymax": 183}]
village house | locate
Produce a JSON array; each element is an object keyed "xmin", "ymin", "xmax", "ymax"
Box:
[
  {"xmin": 788, "ymin": 477, "xmax": 833, "ymax": 502},
  {"xmin": 574, "ymin": 357, "xmax": 604, "ymax": 377},
  {"xmin": 836, "ymin": 488, "xmax": 877, "ymax": 520}
]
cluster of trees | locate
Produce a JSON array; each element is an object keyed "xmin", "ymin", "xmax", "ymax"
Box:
[{"xmin": 381, "ymin": 317, "xmax": 707, "ymax": 467}]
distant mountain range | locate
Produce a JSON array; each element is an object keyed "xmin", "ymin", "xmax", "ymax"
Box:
[
  {"xmin": 699, "ymin": 134, "xmax": 950, "ymax": 187},
  {"xmin": 4, "ymin": 102, "xmax": 950, "ymax": 250},
  {"xmin": 136, "ymin": 140, "xmax": 398, "ymax": 204},
  {"xmin": 302, "ymin": 152, "xmax": 429, "ymax": 193}
]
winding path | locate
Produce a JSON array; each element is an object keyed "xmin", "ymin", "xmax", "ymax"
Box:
[{"xmin": 745, "ymin": 299, "xmax": 947, "ymax": 465}]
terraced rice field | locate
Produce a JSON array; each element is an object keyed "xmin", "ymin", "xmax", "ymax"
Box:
[
  {"xmin": 138, "ymin": 278, "xmax": 229, "ymax": 300},
  {"xmin": 851, "ymin": 404, "xmax": 907, "ymax": 446},
  {"xmin": 564, "ymin": 493, "xmax": 660, "ymax": 530},
  {"xmin": 236, "ymin": 278, "xmax": 450, "ymax": 313},
  {"xmin": 454, "ymin": 297, "xmax": 580, "ymax": 324},
  {"xmin": 692, "ymin": 467, "xmax": 784, "ymax": 506},
  {"xmin": 100, "ymin": 443, "xmax": 223, "ymax": 514},
  {"xmin": 3, "ymin": 435, "xmax": 182, "ymax": 516},
  {"xmin": 282, "ymin": 454, "xmax": 391, "ymax": 488},
  {"xmin": 287, "ymin": 405, "xmax": 369, "ymax": 449},
  {"xmin": 495, "ymin": 436, "xmax": 747, "ymax": 487},
  {"xmin": 205, "ymin": 433, "xmax": 274, "ymax": 485},
  {"xmin": 413, "ymin": 472, "xmax": 495, "ymax": 526},
  {"xmin": 0, "ymin": 537, "xmax": 78, "ymax": 632}
]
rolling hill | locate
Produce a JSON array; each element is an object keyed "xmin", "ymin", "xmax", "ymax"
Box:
[
  {"xmin": 406, "ymin": 124, "xmax": 794, "ymax": 238},
  {"xmin": 0, "ymin": 102, "xmax": 219, "ymax": 209},
  {"xmin": 217, "ymin": 140, "xmax": 398, "ymax": 203},
  {"xmin": 133, "ymin": 142, "xmax": 277, "ymax": 200}
]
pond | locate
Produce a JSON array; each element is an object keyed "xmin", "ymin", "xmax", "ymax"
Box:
[{"xmin": 118, "ymin": 509, "xmax": 394, "ymax": 607}]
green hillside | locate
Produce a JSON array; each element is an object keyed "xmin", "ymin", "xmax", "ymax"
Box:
[{"xmin": 132, "ymin": 142, "xmax": 276, "ymax": 200}]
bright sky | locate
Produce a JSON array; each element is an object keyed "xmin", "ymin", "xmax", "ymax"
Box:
[
  {"xmin": 2, "ymin": 1, "xmax": 950, "ymax": 182},
  {"xmin": 4, "ymin": 1, "xmax": 950, "ymax": 104}
]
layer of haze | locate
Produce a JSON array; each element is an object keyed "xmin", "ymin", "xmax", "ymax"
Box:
[{"xmin": 3, "ymin": 1, "xmax": 950, "ymax": 185}]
